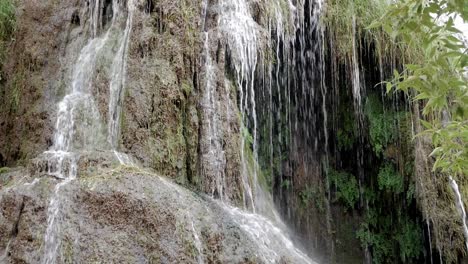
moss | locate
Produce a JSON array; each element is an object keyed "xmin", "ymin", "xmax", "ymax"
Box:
[
  {"xmin": 61, "ymin": 237, "xmax": 74, "ymax": 264},
  {"xmin": 337, "ymin": 99, "xmax": 357, "ymax": 151},
  {"xmin": 322, "ymin": 0, "xmax": 420, "ymax": 67},
  {"xmin": 299, "ymin": 185, "xmax": 326, "ymax": 213},
  {"xmin": 149, "ymin": 121, "xmax": 186, "ymax": 183},
  {"xmin": 0, "ymin": 167, "xmax": 12, "ymax": 188},
  {"xmin": 0, "ymin": 166, "xmax": 9, "ymax": 174},
  {"xmin": 174, "ymin": 215, "xmax": 199, "ymax": 261},
  {"xmin": 181, "ymin": 80, "xmax": 193, "ymax": 97},
  {"xmin": 0, "ymin": 0, "xmax": 15, "ymax": 65}
]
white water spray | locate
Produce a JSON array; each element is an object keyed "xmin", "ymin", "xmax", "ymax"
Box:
[{"xmin": 219, "ymin": 202, "xmax": 316, "ymax": 264}]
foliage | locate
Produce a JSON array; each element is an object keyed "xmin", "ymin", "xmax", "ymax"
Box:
[
  {"xmin": 0, "ymin": 0, "xmax": 14, "ymax": 40},
  {"xmin": 357, "ymin": 208, "xmax": 423, "ymax": 263},
  {"xmin": 372, "ymin": 0, "xmax": 468, "ymax": 177},
  {"xmin": 377, "ymin": 163, "xmax": 404, "ymax": 194},
  {"xmin": 322, "ymin": 0, "xmax": 421, "ymax": 65},
  {"xmin": 329, "ymin": 169, "xmax": 359, "ymax": 209},
  {"xmin": 0, "ymin": 166, "xmax": 9, "ymax": 174},
  {"xmin": 299, "ymin": 185, "xmax": 325, "ymax": 213},
  {"xmin": 364, "ymin": 95, "xmax": 401, "ymax": 155},
  {"xmin": 0, "ymin": 0, "xmax": 14, "ymax": 64},
  {"xmin": 395, "ymin": 218, "xmax": 424, "ymax": 263},
  {"xmin": 322, "ymin": 0, "xmax": 389, "ymax": 59}
]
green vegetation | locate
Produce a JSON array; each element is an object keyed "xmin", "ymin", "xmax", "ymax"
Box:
[
  {"xmin": 329, "ymin": 169, "xmax": 359, "ymax": 210},
  {"xmin": 330, "ymin": 87, "xmax": 422, "ymax": 262},
  {"xmin": 0, "ymin": 166, "xmax": 9, "ymax": 174},
  {"xmin": 322, "ymin": 0, "xmax": 419, "ymax": 63},
  {"xmin": 323, "ymin": 0, "xmax": 387, "ymax": 58},
  {"xmin": 0, "ymin": 0, "xmax": 15, "ymax": 113},
  {"xmin": 366, "ymin": 1, "xmax": 468, "ymax": 261},
  {"xmin": 374, "ymin": 0, "xmax": 467, "ymax": 178},
  {"xmin": 299, "ymin": 185, "xmax": 325, "ymax": 213},
  {"xmin": 357, "ymin": 213, "xmax": 423, "ymax": 264},
  {"xmin": 0, "ymin": 0, "xmax": 14, "ymax": 65},
  {"xmin": 0, "ymin": 0, "xmax": 14, "ymax": 39},
  {"xmin": 365, "ymin": 95, "xmax": 402, "ymax": 155},
  {"xmin": 377, "ymin": 163, "xmax": 404, "ymax": 194},
  {"xmin": 336, "ymin": 97, "xmax": 357, "ymax": 151},
  {"xmin": 360, "ymin": 104, "xmax": 421, "ymax": 263}
]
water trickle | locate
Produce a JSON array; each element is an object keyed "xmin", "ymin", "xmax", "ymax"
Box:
[
  {"xmin": 219, "ymin": 202, "xmax": 316, "ymax": 264},
  {"xmin": 218, "ymin": 0, "xmax": 260, "ymax": 210},
  {"xmin": 351, "ymin": 15, "xmax": 363, "ymax": 119},
  {"xmin": 42, "ymin": 159, "xmax": 77, "ymax": 264},
  {"xmin": 449, "ymin": 176, "xmax": 468, "ymax": 251},
  {"xmin": 200, "ymin": 0, "xmax": 209, "ymax": 31},
  {"xmin": 200, "ymin": 31, "xmax": 228, "ymax": 200},
  {"xmin": 190, "ymin": 217, "xmax": 204, "ymax": 264},
  {"xmin": 108, "ymin": 0, "xmax": 135, "ymax": 151},
  {"xmin": 43, "ymin": 21, "xmax": 112, "ymax": 262},
  {"xmin": 42, "ymin": 1, "xmax": 135, "ymax": 262},
  {"xmin": 0, "ymin": 239, "xmax": 12, "ymax": 262},
  {"xmin": 427, "ymin": 218, "xmax": 434, "ymax": 264}
]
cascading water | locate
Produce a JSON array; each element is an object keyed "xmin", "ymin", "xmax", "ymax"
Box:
[
  {"xmin": 194, "ymin": 0, "xmax": 318, "ymax": 263},
  {"xmin": 41, "ymin": 1, "xmax": 135, "ymax": 262},
  {"xmin": 449, "ymin": 176, "xmax": 468, "ymax": 251},
  {"xmin": 219, "ymin": 0, "xmax": 259, "ymax": 211},
  {"xmin": 199, "ymin": 31, "xmax": 228, "ymax": 200},
  {"xmin": 108, "ymin": 0, "xmax": 136, "ymax": 166},
  {"xmin": 204, "ymin": 0, "xmax": 317, "ymax": 262},
  {"xmin": 218, "ymin": 202, "xmax": 316, "ymax": 264},
  {"xmin": 108, "ymin": 0, "xmax": 134, "ymax": 150}
]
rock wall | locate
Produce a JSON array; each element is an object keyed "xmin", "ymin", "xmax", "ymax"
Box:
[
  {"xmin": 0, "ymin": 0, "xmax": 248, "ymax": 204},
  {"xmin": 0, "ymin": 0, "xmax": 85, "ymax": 166}
]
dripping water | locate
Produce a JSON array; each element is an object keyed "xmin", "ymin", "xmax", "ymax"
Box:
[
  {"xmin": 218, "ymin": 0, "xmax": 258, "ymax": 210},
  {"xmin": 218, "ymin": 202, "xmax": 316, "ymax": 264},
  {"xmin": 200, "ymin": 31, "xmax": 227, "ymax": 200},
  {"xmin": 107, "ymin": 0, "xmax": 136, "ymax": 165},
  {"xmin": 42, "ymin": 1, "xmax": 135, "ymax": 262},
  {"xmin": 449, "ymin": 176, "xmax": 468, "ymax": 251}
]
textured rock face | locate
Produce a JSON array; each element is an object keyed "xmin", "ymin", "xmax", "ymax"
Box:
[
  {"xmin": 0, "ymin": 0, "xmax": 84, "ymax": 166},
  {"xmin": 0, "ymin": 163, "xmax": 315, "ymax": 263},
  {"xmin": 0, "ymin": 0, "xmax": 246, "ymax": 203},
  {"xmin": 122, "ymin": 0, "xmax": 202, "ymax": 183}
]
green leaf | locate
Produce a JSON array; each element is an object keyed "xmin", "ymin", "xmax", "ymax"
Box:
[
  {"xmin": 420, "ymin": 119, "xmax": 433, "ymax": 129},
  {"xmin": 386, "ymin": 82, "xmax": 393, "ymax": 94}
]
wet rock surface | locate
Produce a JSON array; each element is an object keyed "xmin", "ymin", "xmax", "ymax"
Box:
[{"xmin": 0, "ymin": 164, "xmax": 314, "ymax": 263}]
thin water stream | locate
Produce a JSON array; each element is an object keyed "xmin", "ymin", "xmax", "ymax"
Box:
[
  {"xmin": 449, "ymin": 176, "xmax": 468, "ymax": 251},
  {"xmin": 42, "ymin": 1, "xmax": 135, "ymax": 262}
]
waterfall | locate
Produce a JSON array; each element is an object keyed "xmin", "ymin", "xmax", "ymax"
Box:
[
  {"xmin": 200, "ymin": 31, "xmax": 228, "ymax": 199},
  {"xmin": 43, "ymin": 13, "xmax": 112, "ymax": 264},
  {"xmin": 42, "ymin": 161, "xmax": 77, "ymax": 264},
  {"xmin": 218, "ymin": 0, "xmax": 259, "ymax": 210},
  {"xmin": 351, "ymin": 16, "xmax": 363, "ymax": 120},
  {"xmin": 449, "ymin": 176, "xmax": 468, "ymax": 251},
  {"xmin": 107, "ymin": 0, "xmax": 134, "ymax": 150},
  {"xmin": 191, "ymin": 0, "xmax": 316, "ymax": 261},
  {"xmin": 107, "ymin": 0, "xmax": 136, "ymax": 165},
  {"xmin": 41, "ymin": 1, "xmax": 135, "ymax": 262},
  {"xmin": 218, "ymin": 202, "xmax": 316, "ymax": 264}
]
